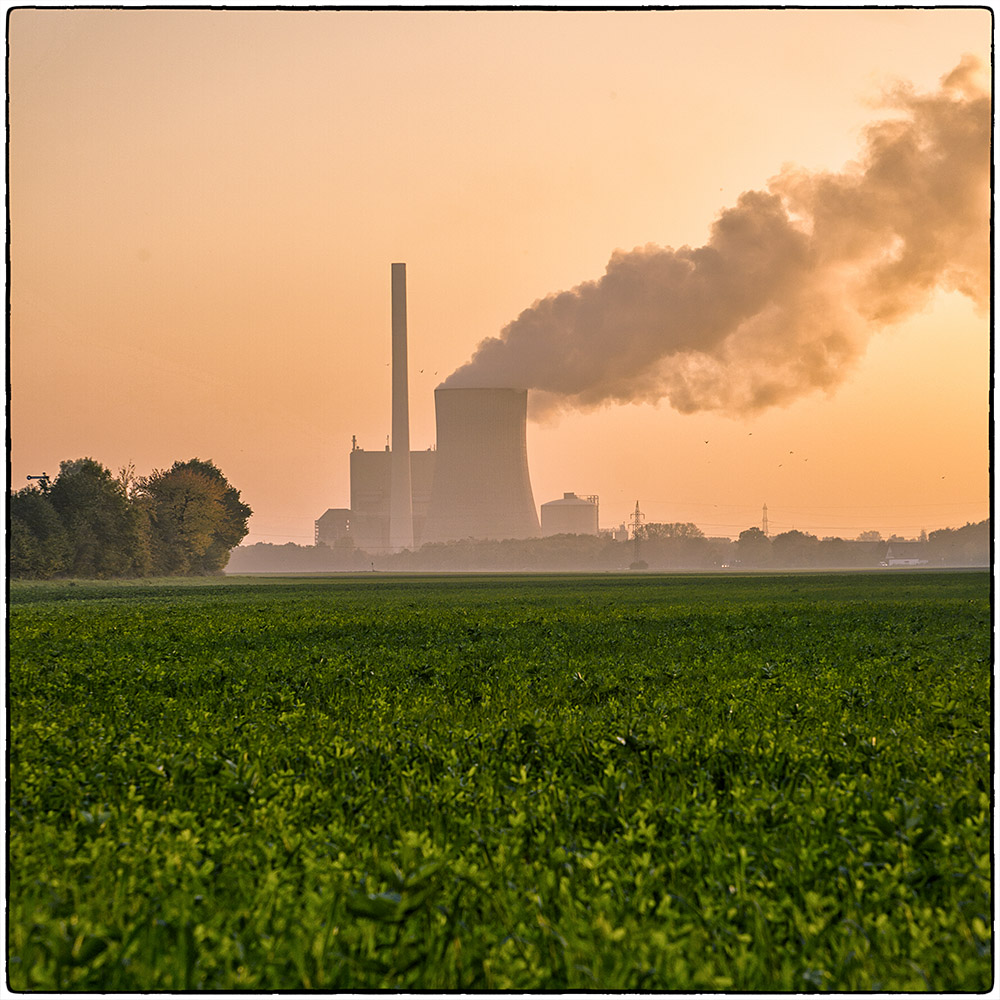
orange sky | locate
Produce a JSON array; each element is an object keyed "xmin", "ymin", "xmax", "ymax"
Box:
[{"xmin": 8, "ymin": 8, "xmax": 991, "ymax": 544}]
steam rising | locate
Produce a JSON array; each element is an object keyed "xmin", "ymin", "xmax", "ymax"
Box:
[{"xmin": 443, "ymin": 59, "xmax": 989, "ymax": 417}]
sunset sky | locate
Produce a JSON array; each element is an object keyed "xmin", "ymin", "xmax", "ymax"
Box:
[{"xmin": 8, "ymin": 7, "xmax": 991, "ymax": 545}]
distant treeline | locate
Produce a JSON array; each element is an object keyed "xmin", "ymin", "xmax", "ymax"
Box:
[
  {"xmin": 227, "ymin": 519, "xmax": 990, "ymax": 573},
  {"xmin": 10, "ymin": 458, "xmax": 252, "ymax": 579}
]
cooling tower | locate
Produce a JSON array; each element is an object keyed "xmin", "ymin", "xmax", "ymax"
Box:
[{"xmin": 423, "ymin": 387, "xmax": 541, "ymax": 543}]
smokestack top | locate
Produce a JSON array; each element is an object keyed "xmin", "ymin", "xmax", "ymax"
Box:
[
  {"xmin": 433, "ymin": 386, "xmax": 530, "ymax": 412},
  {"xmin": 434, "ymin": 385, "xmax": 529, "ymax": 394}
]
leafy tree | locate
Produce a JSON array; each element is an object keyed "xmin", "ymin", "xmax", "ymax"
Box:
[
  {"xmin": 927, "ymin": 520, "xmax": 990, "ymax": 566},
  {"xmin": 639, "ymin": 522, "xmax": 705, "ymax": 540},
  {"xmin": 816, "ymin": 536, "xmax": 871, "ymax": 568},
  {"xmin": 9, "ymin": 487, "xmax": 70, "ymax": 578},
  {"xmin": 735, "ymin": 526, "xmax": 771, "ymax": 567},
  {"xmin": 770, "ymin": 529, "xmax": 820, "ymax": 567},
  {"xmin": 140, "ymin": 459, "xmax": 251, "ymax": 574},
  {"xmin": 856, "ymin": 530, "xmax": 883, "ymax": 542},
  {"xmin": 46, "ymin": 458, "xmax": 149, "ymax": 577},
  {"xmin": 636, "ymin": 522, "xmax": 714, "ymax": 568}
]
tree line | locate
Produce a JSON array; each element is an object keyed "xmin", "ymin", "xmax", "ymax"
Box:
[
  {"xmin": 227, "ymin": 518, "xmax": 990, "ymax": 574},
  {"xmin": 9, "ymin": 458, "xmax": 252, "ymax": 579},
  {"xmin": 730, "ymin": 522, "xmax": 989, "ymax": 568}
]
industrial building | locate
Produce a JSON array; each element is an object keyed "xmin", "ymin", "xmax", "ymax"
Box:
[
  {"xmin": 316, "ymin": 264, "xmax": 543, "ymax": 552},
  {"xmin": 540, "ymin": 492, "xmax": 599, "ymax": 536},
  {"xmin": 315, "ymin": 443, "xmax": 436, "ymax": 551}
]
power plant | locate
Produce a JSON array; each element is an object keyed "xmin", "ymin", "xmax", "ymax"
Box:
[
  {"xmin": 316, "ymin": 265, "xmax": 552, "ymax": 552},
  {"xmin": 423, "ymin": 387, "xmax": 540, "ymax": 543}
]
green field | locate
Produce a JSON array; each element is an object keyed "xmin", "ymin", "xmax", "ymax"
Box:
[{"xmin": 8, "ymin": 571, "xmax": 992, "ymax": 991}]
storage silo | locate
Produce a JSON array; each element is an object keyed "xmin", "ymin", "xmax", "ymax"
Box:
[
  {"xmin": 541, "ymin": 493, "xmax": 599, "ymax": 536},
  {"xmin": 423, "ymin": 387, "xmax": 540, "ymax": 543}
]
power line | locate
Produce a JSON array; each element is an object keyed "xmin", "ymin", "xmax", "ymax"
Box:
[
  {"xmin": 644, "ymin": 498, "xmax": 985, "ymax": 511},
  {"xmin": 767, "ymin": 522, "xmax": 982, "ymax": 532},
  {"xmin": 244, "ymin": 533, "xmax": 315, "ymax": 541}
]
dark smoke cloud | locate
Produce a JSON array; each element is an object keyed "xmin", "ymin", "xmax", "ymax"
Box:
[{"xmin": 442, "ymin": 58, "xmax": 989, "ymax": 418}]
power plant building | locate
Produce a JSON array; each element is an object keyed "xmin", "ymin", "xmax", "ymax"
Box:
[
  {"xmin": 540, "ymin": 492, "xmax": 599, "ymax": 536},
  {"xmin": 315, "ymin": 265, "xmax": 542, "ymax": 550},
  {"xmin": 316, "ymin": 444, "xmax": 436, "ymax": 552}
]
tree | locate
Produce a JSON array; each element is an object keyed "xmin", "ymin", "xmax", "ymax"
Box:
[
  {"xmin": 9, "ymin": 487, "xmax": 70, "ymax": 578},
  {"xmin": 637, "ymin": 522, "xmax": 712, "ymax": 568},
  {"xmin": 640, "ymin": 522, "xmax": 705, "ymax": 540},
  {"xmin": 927, "ymin": 520, "xmax": 990, "ymax": 566},
  {"xmin": 735, "ymin": 526, "xmax": 771, "ymax": 566},
  {"xmin": 140, "ymin": 459, "xmax": 251, "ymax": 574},
  {"xmin": 770, "ymin": 529, "xmax": 820, "ymax": 567},
  {"xmin": 46, "ymin": 458, "xmax": 149, "ymax": 577},
  {"xmin": 856, "ymin": 530, "xmax": 883, "ymax": 542}
]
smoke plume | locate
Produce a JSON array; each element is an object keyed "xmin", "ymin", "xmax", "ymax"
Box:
[{"xmin": 442, "ymin": 58, "xmax": 989, "ymax": 418}]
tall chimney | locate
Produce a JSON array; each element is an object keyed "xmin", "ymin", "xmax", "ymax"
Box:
[
  {"xmin": 423, "ymin": 387, "xmax": 540, "ymax": 543},
  {"xmin": 389, "ymin": 262, "xmax": 414, "ymax": 549}
]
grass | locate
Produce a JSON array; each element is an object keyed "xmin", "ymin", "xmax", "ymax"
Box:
[{"xmin": 8, "ymin": 570, "xmax": 992, "ymax": 990}]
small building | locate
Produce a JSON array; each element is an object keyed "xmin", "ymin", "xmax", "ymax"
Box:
[
  {"xmin": 315, "ymin": 508, "xmax": 352, "ymax": 546},
  {"xmin": 540, "ymin": 492, "xmax": 599, "ymax": 536},
  {"xmin": 881, "ymin": 541, "xmax": 929, "ymax": 567}
]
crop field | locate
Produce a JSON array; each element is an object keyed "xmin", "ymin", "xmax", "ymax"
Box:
[{"xmin": 8, "ymin": 571, "xmax": 992, "ymax": 991}]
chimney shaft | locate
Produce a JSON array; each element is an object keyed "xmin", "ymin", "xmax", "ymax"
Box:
[{"xmin": 389, "ymin": 262, "xmax": 414, "ymax": 549}]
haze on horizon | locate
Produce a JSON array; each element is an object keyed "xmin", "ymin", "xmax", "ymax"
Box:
[{"xmin": 8, "ymin": 8, "xmax": 991, "ymax": 545}]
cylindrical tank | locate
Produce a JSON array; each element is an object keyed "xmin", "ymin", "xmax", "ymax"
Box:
[
  {"xmin": 423, "ymin": 387, "xmax": 540, "ymax": 543},
  {"xmin": 541, "ymin": 493, "xmax": 599, "ymax": 536}
]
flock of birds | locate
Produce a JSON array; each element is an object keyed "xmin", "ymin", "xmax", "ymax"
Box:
[
  {"xmin": 701, "ymin": 433, "xmax": 807, "ymax": 470},
  {"xmin": 698, "ymin": 435, "xmax": 944, "ymax": 478}
]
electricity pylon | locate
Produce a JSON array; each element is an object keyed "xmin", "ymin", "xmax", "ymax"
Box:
[{"xmin": 629, "ymin": 500, "xmax": 645, "ymax": 565}]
